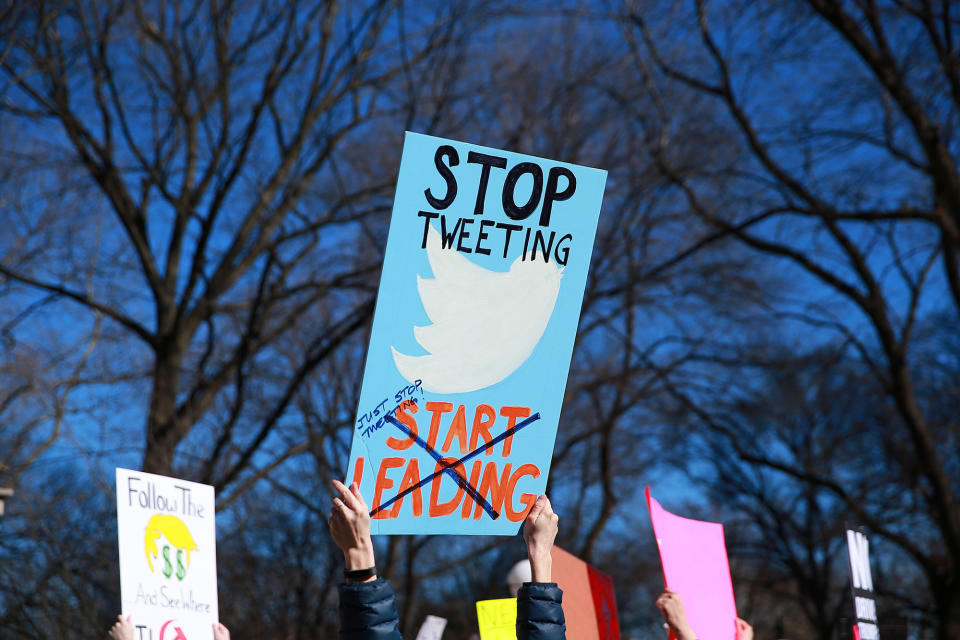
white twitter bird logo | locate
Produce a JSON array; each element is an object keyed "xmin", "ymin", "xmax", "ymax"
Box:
[{"xmin": 391, "ymin": 226, "xmax": 563, "ymax": 394}]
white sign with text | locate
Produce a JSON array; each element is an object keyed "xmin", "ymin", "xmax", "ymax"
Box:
[
  {"xmin": 117, "ymin": 468, "xmax": 219, "ymax": 640},
  {"xmin": 846, "ymin": 528, "xmax": 879, "ymax": 640}
]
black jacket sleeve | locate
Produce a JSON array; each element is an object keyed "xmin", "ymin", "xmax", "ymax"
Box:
[
  {"xmin": 516, "ymin": 582, "xmax": 566, "ymax": 640},
  {"xmin": 338, "ymin": 578, "xmax": 403, "ymax": 640}
]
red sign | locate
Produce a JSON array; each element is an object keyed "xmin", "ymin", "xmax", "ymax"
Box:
[{"xmin": 551, "ymin": 546, "xmax": 620, "ymax": 640}]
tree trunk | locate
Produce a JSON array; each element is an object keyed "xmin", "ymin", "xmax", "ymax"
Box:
[{"xmin": 142, "ymin": 346, "xmax": 184, "ymax": 476}]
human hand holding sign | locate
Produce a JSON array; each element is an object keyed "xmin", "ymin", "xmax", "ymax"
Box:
[
  {"xmin": 212, "ymin": 622, "xmax": 231, "ymax": 640},
  {"xmin": 656, "ymin": 589, "xmax": 697, "ymax": 640},
  {"xmin": 522, "ymin": 494, "xmax": 559, "ymax": 582},
  {"xmin": 328, "ymin": 479, "xmax": 377, "ymax": 582},
  {"xmin": 107, "ymin": 614, "xmax": 133, "ymax": 640},
  {"xmin": 735, "ymin": 617, "xmax": 753, "ymax": 640}
]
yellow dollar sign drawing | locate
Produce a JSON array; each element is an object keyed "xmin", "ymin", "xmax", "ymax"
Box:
[{"xmin": 144, "ymin": 514, "xmax": 198, "ymax": 574}]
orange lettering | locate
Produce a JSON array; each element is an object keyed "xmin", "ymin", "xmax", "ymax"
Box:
[
  {"xmin": 429, "ymin": 457, "xmax": 465, "ymax": 517},
  {"xmin": 442, "ymin": 405, "xmax": 469, "ymax": 454},
  {"xmin": 459, "ymin": 460, "xmax": 484, "ymax": 519},
  {"xmin": 372, "ymin": 457, "xmax": 405, "ymax": 519},
  {"xmin": 389, "ymin": 459, "xmax": 423, "ymax": 518},
  {"xmin": 499, "ymin": 406, "xmax": 531, "ymax": 456},
  {"xmin": 505, "ymin": 463, "xmax": 540, "ymax": 521},
  {"xmin": 385, "ymin": 400, "xmax": 419, "ymax": 450},
  {"xmin": 425, "ymin": 401, "xmax": 453, "ymax": 451},
  {"xmin": 351, "ymin": 457, "xmax": 364, "ymax": 486},
  {"xmin": 473, "ymin": 462, "xmax": 512, "ymax": 520},
  {"xmin": 469, "ymin": 404, "xmax": 496, "ymax": 456}
]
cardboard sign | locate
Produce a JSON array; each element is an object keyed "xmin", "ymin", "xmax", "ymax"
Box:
[
  {"xmin": 415, "ymin": 614, "xmax": 448, "ymax": 640},
  {"xmin": 347, "ymin": 132, "xmax": 607, "ymax": 534},
  {"xmin": 476, "ymin": 598, "xmax": 517, "ymax": 640},
  {"xmin": 645, "ymin": 487, "xmax": 737, "ymax": 640},
  {"xmin": 846, "ymin": 528, "xmax": 880, "ymax": 640},
  {"xmin": 551, "ymin": 546, "xmax": 620, "ymax": 640},
  {"xmin": 116, "ymin": 468, "xmax": 219, "ymax": 639}
]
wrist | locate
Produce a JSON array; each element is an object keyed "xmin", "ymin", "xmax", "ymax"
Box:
[
  {"xmin": 343, "ymin": 542, "xmax": 375, "ymax": 571},
  {"xmin": 529, "ymin": 555, "xmax": 552, "ymax": 583},
  {"xmin": 344, "ymin": 565, "xmax": 378, "ymax": 583},
  {"xmin": 673, "ymin": 623, "xmax": 696, "ymax": 640}
]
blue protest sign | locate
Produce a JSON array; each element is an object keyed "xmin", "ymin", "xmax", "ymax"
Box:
[{"xmin": 347, "ymin": 132, "xmax": 606, "ymax": 535}]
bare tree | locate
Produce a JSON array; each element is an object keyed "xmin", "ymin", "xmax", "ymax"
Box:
[
  {"xmin": 6, "ymin": 2, "xmax": 915, "ymax": 638},
  {"xmin": 0, "ymin": 0, "xmax": 473, "ymax": 492},
  {"xmin": 623, "ymin": 0, "xmax": 960, "ymax": 636}
]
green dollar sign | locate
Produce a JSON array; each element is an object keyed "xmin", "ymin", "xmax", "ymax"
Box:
[
  {"xmin": 175, "ymin": 549, "xmax": 186, "ymax": 581},
  {"xmin": 162, "ymin": 545, "xmax": 172, "ymax": 578}
]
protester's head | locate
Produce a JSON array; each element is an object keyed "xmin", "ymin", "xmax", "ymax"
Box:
[{"xmin": 506, "ymin": 559, "xmax": 532, "ymax": 596}]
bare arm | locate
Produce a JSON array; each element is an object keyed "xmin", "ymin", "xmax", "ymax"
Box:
[{"xmin": 522, "ymin": 494, "xmax": 559, "ymax": 582}]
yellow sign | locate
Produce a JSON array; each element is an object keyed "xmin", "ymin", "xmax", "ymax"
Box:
[{"xmin": 476, "ymin": 598, "xmax": 517, "ymax": 640}]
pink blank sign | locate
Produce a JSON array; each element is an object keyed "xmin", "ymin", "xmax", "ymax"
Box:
[{"xmin": 645, "ymin": 486, "xmax": 738, "ymax": 640}]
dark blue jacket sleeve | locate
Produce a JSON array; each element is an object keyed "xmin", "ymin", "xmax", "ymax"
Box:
[
  {"xmin": 338, "ymin": 578, "xmax": 403, "ymax": 640},
  {"xmin": 516, "ymin": 582, "xmax": 566, "ymax": 640}
]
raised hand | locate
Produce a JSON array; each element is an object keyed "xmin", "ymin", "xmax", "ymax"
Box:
[
  {"xmin": 655, "ymin": 590, "xmax": 697, "ymax": 640},
  {"xmin": 328, "ymin": 479, "xmax": 376, "ymax": 578},
  {"xmin": 212, "ymin": 622, "xmax": 231, "ymax": 640},
  {"xmin": 107, "ymin": 614, "xmax": 133, "ymax": 640},
  {"xmin": 522, "ymin": 494, "xmax": 559, "ymax": 582}
]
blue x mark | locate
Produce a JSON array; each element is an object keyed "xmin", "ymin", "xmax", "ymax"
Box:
[{"xmin": 368, "ymin": 411, "xmax": 542, "ymax": 520}]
